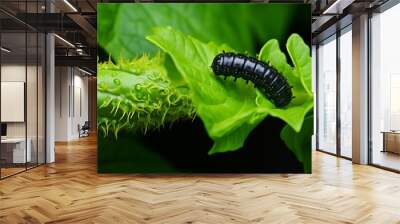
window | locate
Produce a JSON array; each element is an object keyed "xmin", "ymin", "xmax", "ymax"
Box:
[
  {"xmin": 317, "ymin": 35, "xmax": 337, "ymax": 154},
  {"xmin": 0, "ymin": 1, "xmax": 46, "ymax": 179},
  {"xmin": 339, "ymin": 27, "xmax": 352, "ymax": 158},
  {"xmin": 370, "ymin": 3, "xmax": 400, "ymax": 171}
]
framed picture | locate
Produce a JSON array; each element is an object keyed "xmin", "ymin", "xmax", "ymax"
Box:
[{"xmin": 97, "ymin": 3, "xmax": 313, "ymax": 173}]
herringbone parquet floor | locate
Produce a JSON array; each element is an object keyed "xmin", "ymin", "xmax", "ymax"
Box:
[{"xmin": 1, "ymin": 135, "xmax": 400, "ymax": 224}]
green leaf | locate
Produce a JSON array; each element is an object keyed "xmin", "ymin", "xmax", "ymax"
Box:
[
  {"xmin": 287, "ymin": 34, "xmax": 312, "ymax": 95},
  {"xmin": 258, "ymin": 36, "xmax": 313, "ymax": 132},
  {"xmin": 259, "ymin": 39, "xmax": 294, "ymax": 81},
  {"xmin": 280, "ymin": 115, "xmax": 313, "ymax": 173},
  {"xmin": 147, "ymin": 27, "xmax": 269, "ymax": 154},
  {"xmin": 257, "ymin": 97, "xmax": 314, "ymax": 133},
  {"xmin": 146, "ymin": 27, "xmax": 313, "ymax": 156},
  {"xmin": 209, "ymin": 121, "xmax": 263, "ymax": 155},
  {"xmin": 97, "ymin": 3, "xmax": 302, "ymax": 60}
]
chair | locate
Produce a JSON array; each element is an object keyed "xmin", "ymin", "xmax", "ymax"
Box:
[{"xmin": 79, "ymin": 121, "xmax": 90, "ymax": 138}]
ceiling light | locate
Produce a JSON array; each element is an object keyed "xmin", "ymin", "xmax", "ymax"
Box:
[
  {"xmin": 322, "ymin": 0, "xmax": 344, "ymax": 15},
  {"xmin": 1, "ymin": 47, "xmax": 11, "ymax": 53},
  {"xmin": 63, "ymin": 0, "xmax": 78, "ymax": 12},
  {"xmin": 76, "ymin": 48, "xmax": 85, "ymax": 55},
  {"xmin": 78, "ymin": 67, "xmax": 92, "ymax": 76},
  {"xmin": 54, "ymin": 34, "xmax": 75, "ymax": 48},
  {"xmin": 322, "ymin": 0, "xmax": 355, "ymax": 15}
]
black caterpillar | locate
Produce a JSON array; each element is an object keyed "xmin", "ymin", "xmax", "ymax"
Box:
[{"xmin": 211, "ymin": 52, "xmax": 293, "ymax": 107}]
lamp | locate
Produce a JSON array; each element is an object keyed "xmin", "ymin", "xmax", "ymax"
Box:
[
  {"xmin": 1, "ymin": 47, "xmax": 11, "ymax": 53},
  {"xmin": 54, "ymin": 34, "xmax": 75, "ymax": 48},
  {"xmin": 63, "ymin": 0, "xmax": 78, "ymax": 12}
]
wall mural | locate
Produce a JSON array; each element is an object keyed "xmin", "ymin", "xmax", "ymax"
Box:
[{"xmin": 97, "ymin": 3, "xmax": 313, "ymax": 173}]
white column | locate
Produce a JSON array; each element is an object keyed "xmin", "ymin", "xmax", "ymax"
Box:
[
  {"xmin": 352, "ymin": 14, "xmax": 369, "ymax": 164},
  {"xmin": 46, "ymin": 33, "xmax": 55, "ymax": 163},
  {"xmin": 45, "ymin": 0, "xmax": 55, "ymax": 163}
]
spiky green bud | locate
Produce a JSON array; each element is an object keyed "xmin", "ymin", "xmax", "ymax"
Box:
[{"xmin": 97, "ymin": 54, "xmax": 195, "ymax": 137}]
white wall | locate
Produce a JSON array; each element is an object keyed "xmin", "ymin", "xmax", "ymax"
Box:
[
  {"xmin": 1, "ymin": 65, "xmax": 36, "ymax": 138},
  {"xmin": 1, "ymin": 65, "xmax": 26, "ymax": 139},
  {"xmin": 72, "ymin": 73, "xmax": 89, "ymax": 138},
  {"xmin": 55, "ymin": 67, "xmax": 89, "ymax": 141},
  {"xmin": 55, "ymin": 67, "xmax": 70, "ymax": 141},
  {"xmin": 1, "ymin": 63, "xmax": 46, "ymax": 164}
]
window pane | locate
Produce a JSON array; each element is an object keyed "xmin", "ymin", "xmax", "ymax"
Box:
[
  {"xmin": 27, "ymin": 31, "xmax": 38, "ymax": 169},
  {"xmin": 340, "ymin": 29, "xmax": 352, "ymax": 158},
  {"xmin": 317, "ymin": 36, "xmax": 337, "ymax": 154},
  {"xmin": 1, "ymin": 30, "xmax": 27, "ymax": 177},
  {"xmin": 371, "ymin": 4, "xmax": 400, "ymax": 171},
  {"xmin": 38, "ymin": 32, "xmax": 45, "ymax": 165}
]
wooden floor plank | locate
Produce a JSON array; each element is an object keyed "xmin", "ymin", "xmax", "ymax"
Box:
[{"xmin": 0, "ymin": 135, "xmax": 400, "ymax": 223}]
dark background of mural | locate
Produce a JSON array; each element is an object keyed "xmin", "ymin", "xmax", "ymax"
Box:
[{"xmin": 97, "ymin": 3, "xmax": 311, "ymax": 173}]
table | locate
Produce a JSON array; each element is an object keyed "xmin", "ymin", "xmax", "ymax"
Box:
[
  {"xmin": 382, "ymin": 131, "xmax": 400, "ymax": 154},
  {"xmin": 1, "ymin": 138, "xmax": 31, "ymax": 163}
]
